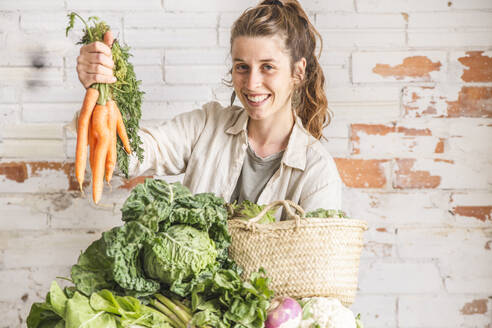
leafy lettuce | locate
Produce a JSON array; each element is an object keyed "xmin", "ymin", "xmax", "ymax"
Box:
[
  {"xmin": 143, "ymin": 225, "xmax": 218, "ymax": 295},
  {"xmin": 71, "ymin": 221, "xmax": 160, "ymax": 298},
  {"xmin": 305, "ymin": 208, "xmax": 348, "ymax": 218},
  {"xmin": 71, "ymin": 179, "xmax": 234, "ymax": 298},
  {"xmin": 190, "ymin": 268, "xmax": 273, "ymax": 328}
]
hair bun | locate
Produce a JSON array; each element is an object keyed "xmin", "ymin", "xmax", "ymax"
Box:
[{"xmin": 262, "ymin": 0, "xmax": 284, "ymax": 7}]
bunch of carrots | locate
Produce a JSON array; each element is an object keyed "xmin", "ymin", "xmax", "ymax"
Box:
[
  {"xmin": 76, "ymin": 32, "xmax": 131, "ymax": 204},
  {"xmin": 67, "ymin": 13, "xmax": 143, "ymax": 204}
]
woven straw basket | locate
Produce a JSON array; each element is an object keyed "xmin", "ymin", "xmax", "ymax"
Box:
[{"xmin": 227, "ymin": 200, "xmax": 368, "ymax": 306}]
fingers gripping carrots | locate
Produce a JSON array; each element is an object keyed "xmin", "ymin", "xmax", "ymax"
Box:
[
  {"xmin": 68, "ymin": 13, "xmax": 143, "ymax": 203},
  {"xmin": 75, "ymin": 30, "xmax": 132, "ymax": 204}
]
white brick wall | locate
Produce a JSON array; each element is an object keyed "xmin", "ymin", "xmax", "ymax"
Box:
[{"xmin": 0, "ymin": 1, "xmax": 491, "ymax": 327}]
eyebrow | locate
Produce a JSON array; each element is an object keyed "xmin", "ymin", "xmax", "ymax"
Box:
[{"xmin": 233, "ymin": 58, "xmax": 277, "ymax": 62}]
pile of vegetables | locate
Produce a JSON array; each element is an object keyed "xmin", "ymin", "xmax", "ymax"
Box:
[
  {"xmin": 27, "ymin": 176, "xmax": 365, "ymax": 327},
  {"xmin": 71, "ymin": 179, "xmax": 233, "ymax": 298},
  {"xmin": 66, "ymin": 13, "xmax": 144, "ymax": 204},
  {"xmin": 27, "ymin": 179, "xmax": 274, "ymax": 328}
]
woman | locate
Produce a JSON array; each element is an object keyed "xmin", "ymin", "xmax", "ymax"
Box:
[{"xmin": 75, "ymin": 0, "xmax": 342, "ymax": 218}]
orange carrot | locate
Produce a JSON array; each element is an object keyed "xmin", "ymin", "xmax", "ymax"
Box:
[
  {"xmin": 88, "ymin": 117, "xmax": 95, "ymax": 172},
  {"xmin": 105, "ymin": 100, "xmax": 118, "ymax": 184},
  {"xmin": 75, "ymin": 87, "xmax": 99, "ymax": 192},
  {"xmin": 115, "ymin": 103, "xmax": 132, "ymax": 154},
  {"xmin": 91, "ymin": 104, "xmax": 110, "ymax": 204}
]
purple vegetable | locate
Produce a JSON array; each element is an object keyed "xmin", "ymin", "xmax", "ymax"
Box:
[{"xmin": 265, "ymin": 296, "xmax": 302, "ymax": 328}]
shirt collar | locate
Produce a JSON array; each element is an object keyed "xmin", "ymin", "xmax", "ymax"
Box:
[{"xmin": 225, "ymin": 108, "xmax": 311, "ymax": 171}]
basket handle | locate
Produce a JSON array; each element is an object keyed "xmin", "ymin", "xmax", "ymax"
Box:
[{"xmin": 247, "ymin": 200, "xmax": 306, "ymax": 225}]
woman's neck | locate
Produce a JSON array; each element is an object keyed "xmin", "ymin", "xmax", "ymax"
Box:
[{"xmin": 247, "ymin": 107, "xmax": 295, "ymax": 158}]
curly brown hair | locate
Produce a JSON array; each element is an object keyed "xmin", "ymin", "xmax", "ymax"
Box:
[{"xmin": 228, "ymin": 0, "xmax": 331, "ymax": 140}]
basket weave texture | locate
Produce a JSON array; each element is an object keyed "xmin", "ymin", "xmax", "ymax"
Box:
[{"xmin": 227, "ymin": 200, "xmax": 368, "ymax": 306}]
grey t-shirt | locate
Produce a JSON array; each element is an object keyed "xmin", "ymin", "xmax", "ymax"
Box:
[{"xmin": 230, "ymin": 142, "xmax": 284, "ymax": 204}]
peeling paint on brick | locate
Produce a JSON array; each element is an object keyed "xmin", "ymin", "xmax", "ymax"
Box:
[
  {"xmin": 403, "ymin": 86, "xmax": 492, "ymax": 118},
  {"xmin": 401, "ymin": 13, "xmax": 408, "ymax": 22},
  {"xmin": 452, "ymin": 206, "xmax": 492, "ymax": 222},
  {"xmin": 434, "ymin": 159, "xmax": 454, "ymax": 164},
  {"xmin": 351, "ymin": 124, "xmax": 438, "ymax": 155},
  {"xmin": 396, "ymin": 127, "xmax": 432, "ymax": 136},
  {"xmin": 119, "ymin": 175, "xmax": 152, "ymax": 190},
  {"xmin": 351, "ymin": 124, "xmax": 395, "ymax": 154},
  {"xmin": 447, "ymin": 86, "xmax": 492, "ymax": 117},
  {"xmin": 460, "ymin": 299, "xmax": 487, "ymax": 315},
  {"xmin": 30, "ymin": 162, "xmax": 81, "ymax": 191},
  {"xmin": 0, "ymin": 162, "xmax": 28, "ymax": 182},
  {"xmin": 485, "ymin": 240, "xmax": 491, "ymax": 250},
  {"xmin": 434, "ymin": 138, "xmax": 445, "ymax": 153},
  {"xmin": 394, "ymin": 159, "xmax": 441, "ymax": 189},
  {"xmin": 458, "ymin": 51, "xmax": 492, "ymax": 82},
  {"xmin": 373, "ymin": 56, "xmax": 442, "ymax": 80},
  {"xmin": 376, "ymin": 227, "xmax": 388, "ymax": 232},
  {"xmin": 0, "ymin": 161, "xmax": 85, "ymax": 191},
  {"xmin": 334, "ymin": 158, "xmax": 388, "ymax": 188}
]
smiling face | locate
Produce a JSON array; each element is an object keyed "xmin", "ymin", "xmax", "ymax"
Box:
[{"xmin": 231, "ymin": 35, "xmax": 300, "ymax": 122}]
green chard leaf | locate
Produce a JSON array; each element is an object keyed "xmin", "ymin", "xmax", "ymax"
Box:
[
  {"xmin": 65, "ymin": 292, "xmax": 117, "ymax": 328},
  {"xmin": 229, "ymin": 200, "xmax": 277, "ymax": 224},
  {"xmin": 26, "ymin": 302, "xmax": 63, "ymax": 328},
  {"xmin": 71, "ymin": 221, "xmax": 160, "ymax": 298}
]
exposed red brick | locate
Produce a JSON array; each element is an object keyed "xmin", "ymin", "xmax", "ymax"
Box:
[
  {"xmin": 434, "ymin": 158, "xmax": 454, "ymax": 164},
  {"xmin": 373, "ymin": 56, "xmax": 442, "ymax": 80},
  {"xmin": 447, "ymin": 87, "xmax": 492, "ymax": 118},
  {"xmin": 119, "ymin": 175, "xmax": 152, "ymax": 190},
  {"xmin": 396, "ymin": 127, "xmax": 432, "ymax": 136},
  {"xmin": 458, "ymin": 51, "xmax": 492, "ymax": 82},
  {"xmin": 401, "ymin": 13, "xmax": 408, "ymax": 22},
  {"xmin": 434, "ymin": 138, "xmax": 445, "ymax": 153},
  {"xmin": 485, "ymin": 240, "xmax": 491, "ymax": 250},
  {"xmin": 423, "ymin": 107, "xmax": 438, "ymax": 115},
  {"xmin": 376, "ymin": 227, "xmax": 388, "ymax": 232},
  {"xmin": 452, "ymin": 206, "xmax": 492, "ymax": 222},
  {"xmin": 0, "ymin": 162, "xmax": 28, "ymax": 183},
  {"xmin": 461, "ymin": 299, "xmax": 487, "ymax": 315},
  {"xmin": 334, "ymin": 158, "xmax": 388, "ymax": 188},
  {"xmin": 394, "ymin": 159, "xmax": 441, "ymax": 189}
]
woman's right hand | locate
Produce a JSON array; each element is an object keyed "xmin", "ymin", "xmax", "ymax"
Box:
[{"xmin": 76, "ymin": 31, "xmax": 116, "ymax": 89}]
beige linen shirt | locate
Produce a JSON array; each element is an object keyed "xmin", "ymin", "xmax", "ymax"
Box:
[{"xmin": 128, "ymin": 101, "xmax": 342, "ymax": 214}]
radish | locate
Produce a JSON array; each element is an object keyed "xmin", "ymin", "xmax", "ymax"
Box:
[{"xmin": 265, "ymin": 296, "xmax": 302, "ymax": 328}]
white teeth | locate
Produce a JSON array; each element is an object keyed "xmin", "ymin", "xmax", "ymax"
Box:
[{"xmin": 246, "ymin": 94, "xmax": 269, "ymax": 102}]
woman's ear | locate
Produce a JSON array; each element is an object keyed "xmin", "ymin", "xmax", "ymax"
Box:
[{"xmin": 293, "ymin": 57, "xmax": 307, "ymax": 85}]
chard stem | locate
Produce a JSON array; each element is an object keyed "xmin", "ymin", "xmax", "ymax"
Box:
[
  {"xmin": 155, "ymin": 293, "xmax": 191, "ymax": 323},
  {"xmin": 150, "ymin": 299, "xmax": 185, "ymax": 328}
]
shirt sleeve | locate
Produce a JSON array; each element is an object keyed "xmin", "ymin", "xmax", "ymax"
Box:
[
  {"xmin": 65, "ymin": 103, "xmax": 213, "ymax": 178},
  {"xmin": 127, "ymin": 105, "xmax": 210, "ymax": 177},
  {"xmin": 299, "ymin": 178, "xmax": 343, "ymax": 211}
]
